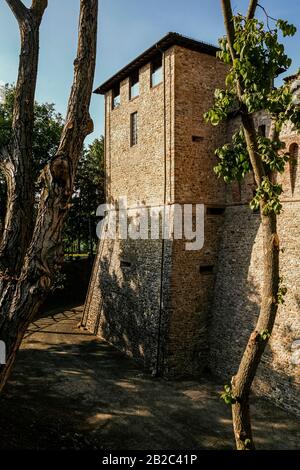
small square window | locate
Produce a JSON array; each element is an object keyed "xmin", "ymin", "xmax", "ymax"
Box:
[
  {"xmin": 151, "ymin": 56, "xmax": 163, "ymax": 87},
  {"xmin": 199, "ymin": 265, "xmax": 214, "ymax": 274},
  {"xmin": 112, "ymin": 83, "xmax": 120, "ymax": 109},
  {"xmin": 130, "ymin": 112, "xmax": 138, "ymax": 146},
  {"xmin": 130, "ymin": 71, "xmax": 139, "ymax": 99}
]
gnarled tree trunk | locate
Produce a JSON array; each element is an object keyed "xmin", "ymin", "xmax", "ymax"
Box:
[
  {"xmin": 0, "ymin": 0, "xmax": 46, "ymax": 275},
  {"xmin": 0, "ymin": 0, "xmax": 98, "ymax": 393}
]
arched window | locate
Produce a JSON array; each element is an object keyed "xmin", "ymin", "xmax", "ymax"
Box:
[{"xmin": 289, "ymin": 143, "xmax": 299, "ymax": 195}]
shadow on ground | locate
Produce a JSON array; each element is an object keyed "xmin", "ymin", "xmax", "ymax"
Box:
[{"xmin": 0, "ymin": 306, "xmax": 299, "ymax": 450}]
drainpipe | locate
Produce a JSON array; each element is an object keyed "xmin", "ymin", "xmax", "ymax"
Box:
[{"xmin": 155, "ymin": 46, "xmax": 167, "ymax": 376}]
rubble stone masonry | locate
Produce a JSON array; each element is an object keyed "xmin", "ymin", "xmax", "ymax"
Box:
[{"xmin": 210, "ymin": 119, "xmax": 300, "ymax": 416}]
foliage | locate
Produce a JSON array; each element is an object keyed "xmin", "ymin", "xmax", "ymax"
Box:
[
  {"xmin": 0, "ymin": 85, "xmax": 63, "ymax": 223},
  {"xmin": 204, "ymin": 14, "xmax": 299, "ymax": 215},
  {"xmin": 243, "ymin": 438, "xmax": 252, "ymax": 450},
  {"xmin": 249, "ymin": 177, "xmax": 282, "ymax": 214},
  {"xmin": 0, "ymin": 85, "xmax": 105, "ymax": 255},
  {"xmin": 0, "ymin": 84, "xmax": 64, "ymax": 176},
  {"xmin": 220, "ymin": 384, "xmax": 237, "ymax": 405},
  {"xmin": 260, "ymin": 330, "xmax": 271, "ymax": 341},
  {"xmin": 214, "ymin": 130, "xmax": 250, "ymax": 182},
  {"xmin": 63, "ymin": 137, "xmax": 105, "ymax": 255},
  {"xmin": 276, "ymin": 277, "xmax": 288, "ymax": 305}
]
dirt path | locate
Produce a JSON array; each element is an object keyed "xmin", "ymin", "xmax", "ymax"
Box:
[{"xmin": 0, "ymin": 306, "xmax": 299, "ymax": 450}]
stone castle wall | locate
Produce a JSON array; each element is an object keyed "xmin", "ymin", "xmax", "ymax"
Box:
[
  {"xmin": 84, "ymin": 45, "xmax": 228, "ymax": 375},
  {"xmin": 83, "ymin": 42, "xmax": 300, "ymax": 415},
  {"xmin": 165, "ymin": 47, "xmax": 228, "ymax": 375},
  {"xmin": 83, "ymin": 47, "xmax": 176, "ymax": 372},
  {"xmin": 210, "ymin": 121, "xmax": 300, "ymax": 415}
]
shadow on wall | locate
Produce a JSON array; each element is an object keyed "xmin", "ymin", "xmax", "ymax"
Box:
[
  {"xmin": 92, "ymin": 237, "xmax": 168, "ymax": 373},
  {"xmin": 209, "ymin": 207, "xmax": 261, "ymax": 380},
  {"xmin": 209, "ymin": 205, "xmax": 300, "ymax": 415},
  {"xmin": 255, "ymin": 291, "xmax": 300, "ymax": 415}
]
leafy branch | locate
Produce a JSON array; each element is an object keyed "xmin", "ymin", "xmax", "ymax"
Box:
[{"xmin": 220, "ymin": 384, "xmax": 238, "ymax": 405}]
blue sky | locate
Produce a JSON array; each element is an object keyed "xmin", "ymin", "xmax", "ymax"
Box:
[{"xmin": 0, "ymin": 0, "xmax": 300, "ymax": 144}]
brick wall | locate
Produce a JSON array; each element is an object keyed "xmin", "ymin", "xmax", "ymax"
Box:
[
  {"xmin": 83, "ymin": 47, "xmax": 176, "ymax": 372},
  {"xmin": 165, "ymin": 47, "xmax": 227, "ymax": 375},
  {"xmin": 84, "ymin": 45, "xmax": 228, "ymax": 375}
]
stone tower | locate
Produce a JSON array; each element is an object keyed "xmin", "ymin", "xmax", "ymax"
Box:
[
  {"xmin": 83, "ymin": 34, "xmax": 300, "ymax": 416},
  {"xmin": 82, "ymin": 33, "xmax": 228, "ymax": 376}
]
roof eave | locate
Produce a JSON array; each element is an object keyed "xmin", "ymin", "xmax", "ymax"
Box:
[{"xmin": 94, "ymin": 32, "xmax": 219, "ymax": 95}]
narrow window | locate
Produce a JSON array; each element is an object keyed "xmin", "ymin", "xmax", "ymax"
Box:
[
  {"xmin": 130, "ymin": 112, "xmax": 138, "ymax": 146},
  {"xmin": 112, "ymin": 83, "xmax": 120, "ymax": 109},
  {"xmin": 192, "ymin": 135, "xmax": 204, "ymax": 142},
  {"xmin": 199, "ymin": 265, "xmax": 214, "ymax": 274},
  {"xmin": 289, "ymin": 143, "xmax": 299, "ymax": 195},
  {"xmin": 206, "ymin": 207, "xmax": 225, "ymax": 215},
  {"xmin": 120, "ymin": 260, "xmax": 132, "ymax": 268},
  {"xmin": 258, "ymin": 124, "xmax": 266, "ymax": 137},
  {"xmin": 130, "ymin": 71, "xmax": 139, "ymax": 99},
  {"xmin": 151, "ymin": 56, "xmax": 163, "ymax": 87}
]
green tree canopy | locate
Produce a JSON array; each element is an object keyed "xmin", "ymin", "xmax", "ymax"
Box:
[
  {"xmin": 0, "ymin": 85, "xmax": 105, "ymax": 254},
  {"xmin": 0, "ymin": 84, "xmax": 64, "ymax": 177},
  {"xmin": 64, "ymin": 137, "xmax": 105, "ymax": 256},
  {"xmin": 205, "ymin": 15, "xmax": 300, "ymax": 206}
]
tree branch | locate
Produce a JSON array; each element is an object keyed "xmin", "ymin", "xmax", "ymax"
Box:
[
  {"xmin": 22, "ymin": 0, "xmax": 98, "ymax": 283},
  {"xmin": 221, "ymin": 0, "xmax": 236, "ymax": 60},
  {"xmin": 31, "ymin": 0, "xmax": 48, "ymax": 22},
  {"xmin": 220, "ymin": 0, "xmax": 265, "ymax": 187},
  {"xmin": 5, "ymin": 0, "xmax": 28, "ymax": 23},
  {"xmin": 246, "ymin": 0, "xmax": 258, "ymax": 20}
]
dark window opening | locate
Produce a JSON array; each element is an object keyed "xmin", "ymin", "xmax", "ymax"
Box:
[
  {"xmin": 289, "ymin": 143, "xmax": 299, "ymax": 195},
  {"xmin": 199, "ymin": 265, "xmax": 214, "ymax": 274},
  {"xmin": 120, "ymin": 260, "xmax": 132, "ymax": 268},
  {"xmin": 192, "ymin": 135, "xmax": 204, "ymax": 142},
  {"xmin": 130, "ymin": 71, "xmax": 139, "ymax": 99},
  {"xmin": 130, "ymin": 111, "xmax": 138, "ymax": 146},
  {"xmin": 112, "ymin": 83, "xmax": 120, "ymax": 109},
  {"xmin": 151, "ymin": 56, "xmax": 163, "ymax": 87},
  {"xmin": 258, "ymin": 124, "xmax": 266, "ymax": 137},
  {"xmin": 207, "ymin": 207, "xmax": 225, "ymax": 215}
]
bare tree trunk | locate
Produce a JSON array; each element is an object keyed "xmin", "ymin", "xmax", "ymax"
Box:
[
  {"xmin": 231, "ymin": 211, "xmax": 279, "ymax": 449},
  {"xmin": 0, "ymin": 0, "xmax": 98, "ymax": 392},
  {"xmin": 221, "ymin": 0, "xmax": 280, "ymax": 450}
]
